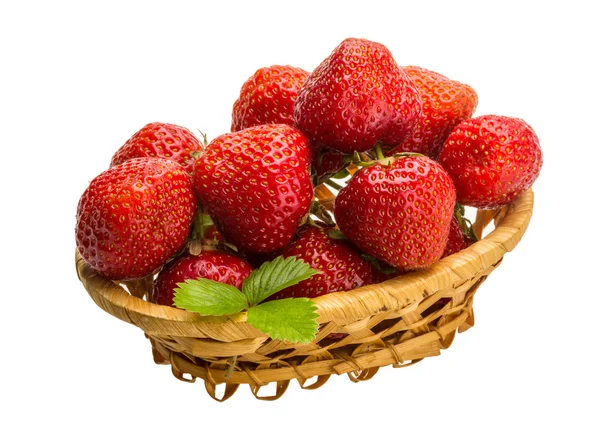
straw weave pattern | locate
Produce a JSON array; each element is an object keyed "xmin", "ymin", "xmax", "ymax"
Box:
[{"xmin": 75, "ymin": 187, "xmax": 534, "ymax": 401}]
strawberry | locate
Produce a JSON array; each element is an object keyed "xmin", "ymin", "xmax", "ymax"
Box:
[
  {"xmin": 269, "ymin": 225, "xmax": 372, "ymax": 299},
  {"xmin": 334, "ymin": 155, "xmax": 456, "ymax": 270},
  {"xmin": 202, "ymin": 224, "xmax": 222, "ymax": 244},
  {"xmin": 192, "ymin": 123, "xmax": 313, "ymax": 253},
  {"xmin": 110, "ymin": 122, "xmax": 203, "ymax": 174},
  {"xmin": 76, "ymin": 157, "xmax": 198, "ymax": 280},
  {"xmin": 438, "ymin": 115, "xmax": 543, "ymax": 209},
  {"xmin": 153, "ymin": 251, "xmax": 253, "ymax": 306},
  {"xmin": 243, "ymin": 249, "xmax": 284, "ymax": 270},
  {"xmin": 294, "ymin": 37, "xmax": 422, "ymax": 153},
  {"xmin": 231, "ymin": 65, "xmax": 310, "ymax": 132},
  {"xmin": 311, "ymin": 143, "xmax": 348, "ymax": 178},
  {"xmin": 388, "ymin": 66, "xmax": 478, "ymax": 159},
  {"xmin": 441, "ymin": 215, "xmax": 475, "ymax": 258},
  {"xmin": 370, "ymin": 267, "xmax": 406, "ymax": 284}
]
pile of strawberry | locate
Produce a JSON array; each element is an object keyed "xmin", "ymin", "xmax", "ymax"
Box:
[{"xmin": 76, "ymin": 38, "xmax": 542, "ymax": 337}]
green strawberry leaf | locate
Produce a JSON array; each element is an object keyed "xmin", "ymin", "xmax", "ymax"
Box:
[
  {"xmin": 242, "ymin": 256, "xmax": 319, "ymax": 306},
  {"xmin": 173, "ymin": 278, "xmax": 248, "ymax": 315},
  {"xmin": 246, "ymin": 298, "xmax": 319, "ymax": 343}
]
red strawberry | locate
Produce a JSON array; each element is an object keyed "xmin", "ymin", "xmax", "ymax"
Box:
[
  {"xmin": 270, "ymin": 225, "xmax": 372, "ymax": 299},
  {"xmin": 311, "ymin": 143, "xmax": 348, "ymax": 178},
  {"xmin": 192, "ymin": 124, "xmax": 313, "ymax": 253},
  {"xmin": 334, "ymin": 155, "xmax": 456, "ymax": 270},
  {"xmin": 441, "ymin": 215, "xmax": 475, "ymax": 258},
  {"xmin": 153, "ymin": 251, "xmax": 253, "ymax": 306},
  {"xmin": 111, "ymin": 122, "xmax": 203, "ymax": 174},
  {"xmin": 76, "ymin": 157, "xmax": 198, "ymax": 280},
  {"xmin": 243, "ymin": 249, "xmax": 283, "ymax": 270},
  {"xmin": 438, "ymin": 115, "xmax": 543, "ymax": 209},
  {"xmin": 388, "ymin": 66, "xmax": 478, "ymax": 159},
  {"xmin": 294, "ymin": 37, "xmax": 421, "ymax": 153},
  {"xmin": 231, "ymin": 65, "xmax": 310, "ymax": 132},
  {"xmin": 370, "ymin": 267, "xmax": 406, "ymax": 284},
  {"xmin": 202, "ymin": 224, "xmax": 222, "ymax": 244}
]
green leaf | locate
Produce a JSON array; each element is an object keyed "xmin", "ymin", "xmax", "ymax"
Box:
[
  {"xmin": 173, "ymin": 279, "xmax": 248, "ymax": 315},
  {"xmin": 247, "ymin": 298, "xmax": 319, "ymax": 343},
  {"xmin": 242, "ymin": 256, "xmax": 319, "ymax": 306}
]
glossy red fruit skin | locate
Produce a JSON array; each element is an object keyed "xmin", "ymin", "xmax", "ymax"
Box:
[
  {"xmin": 294, "ymin": 37, "xmax": 422, "ymax": 153},
  {"xmin": 438, "ymin": 115, "xmax": 543, "ymax": 209},
  {"xmin": 270, "ymin": 226, "xmax": 372, "ymax": 299},
  {"xmin": 231, "ymin": 65, "xmax": 310, "ymax": 132},
  {"xmin": 334, "ymin": 156, "xmax": 456, "ymax": 270},
  {"xmin": 389, "ymin": 66, "xmax": 478, "ymax": 159},
  {"xmin": 153, "ymin": 251, "xmax": 253, "ymax": 306},
  {"xmin": 441, "ymin": 216, "xmax": 475, "ymax": 258},
  {"xmin": 193, "ymin": 123, "xmax": 313, "ymax": 254},
  {"xmin": 76, "ymin": 157, "xmax": 198, "ymax": 280},
  {"xmin": 110, "ymin": 122, "xmax": 203, "ymax": 174}
]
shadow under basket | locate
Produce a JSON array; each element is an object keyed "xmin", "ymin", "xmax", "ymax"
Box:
[{"xmin": 75, "ymin": 188, "xmax": 534, "ymax": 401}]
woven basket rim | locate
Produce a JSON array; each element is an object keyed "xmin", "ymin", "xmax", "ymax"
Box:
[{"xmin": 75, "ymin": 189, "xmax": 534, "ymax": 339}]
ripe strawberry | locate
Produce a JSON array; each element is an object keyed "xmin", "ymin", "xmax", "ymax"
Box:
[
  {"xmin": 202, "ymin": 224, "xmax": 222, "ymax": 244},
  {"xmin": 243, "ymin": 249, "xmax": 283, "ymax": 270},
  {"xmin": 388, "ymin": 66, "xmax": 478, "ymax": 159},
  {"xmin": 192, "ymin": 123, "xmax": 313, "ymax": 253},
  {"xmin": 76, "ymin": 157, "xmax": 198, "ymax": 280},
  {"xmin": 153, "ymin": 251, "xmax": 253, "ymax": 306},
  {"xmin": 231, "ymin": 65, "xmax": 310, "ymax": 132},
  {"xmin": 110, "ymin": 122, "xmax": 203, "ymax": 174},
  {"xmin": 270, "ymin": 225, "xmax": 372, "ymax": 299},
  {"xmin": 441, "ymin": 215, "xmax": 475, "ymax": 258},
  {"xmin": 334, "ymin": 155, "xmax": 456, "ymax": 270},
  {"xmin": 311, "ymin": 143, "xmax": 348, "ymax": 178},
  {"xmin": 294, "ymin": 37, "xmax": 422, "ymax": 153},
  {"xmin": 438, "ymin": 115, "xmax": 543, "ymax": 209},
  {"xmin": 370, "ymin": 267, "xmax": 406, "ymax": 284}
]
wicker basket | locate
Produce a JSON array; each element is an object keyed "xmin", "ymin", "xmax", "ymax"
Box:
[{"xmin": 75, "ymin": 186, "xmax": 534, "ymax": 401}]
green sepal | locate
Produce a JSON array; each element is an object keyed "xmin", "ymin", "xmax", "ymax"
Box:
[
  {"xmin": 453, "ymin": 203, "xmax": 479, "ymax": 242},
  {"xmin": 360, "ymin": 253, "xmax": 400, "ymax": 275},
  {"xmin": 327, "ymin": 228, "xmax": 347, "ymax": 240}
]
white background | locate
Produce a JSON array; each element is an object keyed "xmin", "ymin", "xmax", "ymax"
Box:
[{"xmin": 1, "ymin": 0, "xmax": 598, "ymax": 424}]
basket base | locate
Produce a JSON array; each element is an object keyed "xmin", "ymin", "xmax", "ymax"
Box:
[{"xmin": 145, "ymin": 290, "xmax": 480, "ymax": 401}]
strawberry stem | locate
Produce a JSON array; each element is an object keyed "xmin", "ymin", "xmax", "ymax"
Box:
[
  {"xmin": 189, "ymin": 206, "xmax": 216, "ymax": 255},
  {"xmin": 192, "ymin": 206, "xmax": 207, "ymax": 241},
  {"xmin": 352, "ymin": 151, "xmax": 377, "ymax": 167},
  {"xmin": 196, "ymin": 129, "xmax": 209, "ymax": 146},
  {"xmin": 325, "ymin": 178, "xmax": 343, "ymax": 191},
  {"xmin": 374, "ymin": 142, "xmax": 385, "ymax": 161},
  {"xmin": 453, "ymin": 204, "xmax": 478, "ymax": 242}
]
